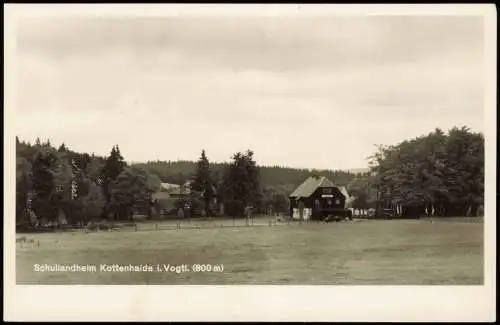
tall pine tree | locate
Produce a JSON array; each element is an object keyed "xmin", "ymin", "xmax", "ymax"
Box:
[
  {"xmin": 191, "ymin": 149, "xmax": 215, "ymax": 216},
  {"xmin": 100, "ymin": 145, "xmax": 126, "ymax": 218},
  {"xmin": 58, "ymin": 142, "xmax": 68, "ymax": 152}
]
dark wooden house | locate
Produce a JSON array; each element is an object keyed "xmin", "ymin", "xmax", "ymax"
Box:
[{"xmin": 289, "ymin": 176, "xmax": 352, "ymax": 221}]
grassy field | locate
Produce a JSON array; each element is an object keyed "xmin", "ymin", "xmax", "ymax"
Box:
[{"xmin": 16, "ymin": 218, "xmax": 484, "ymax": 285}]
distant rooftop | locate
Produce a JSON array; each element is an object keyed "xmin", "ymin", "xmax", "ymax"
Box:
[{"xmin": 160, "ymin": 183, "xmax": 180, "ymax": 191}]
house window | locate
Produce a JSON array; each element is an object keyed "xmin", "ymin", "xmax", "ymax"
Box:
[
  {"xmin": 335, "ymin": 199, "xmax": 340, "ymax": 205},
  {"xmin": 327, "ymin": 199, "xmax": 332, "ymax": 205}
]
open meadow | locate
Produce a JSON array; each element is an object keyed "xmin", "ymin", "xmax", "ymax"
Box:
[{"xmin": 16, "ymin": 218, "xmax": 484, "ymax": 285}]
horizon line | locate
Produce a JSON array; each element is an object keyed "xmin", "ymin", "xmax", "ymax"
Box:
[
  {"xmin": 16, "ymin": 136, "xmax": 372, "ymax": 172},
  {"xmin": 128, "ymin": 159, "xmax": 371, "ymax": 173}
]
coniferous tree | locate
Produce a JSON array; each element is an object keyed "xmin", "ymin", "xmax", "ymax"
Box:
[
  {"xmin": 58, "ymin": 143, "xmax": 68, "ymax": 152},
  {"xmin": 191, "ymin": 149, "xmax": 215, "ymax": 216},
  {"xmin": 101, "ymin": 146, "xmax": 126, "ymax": 201},
  {"xmin": 30, "ymin": 150, "xmax": 59, "ymax": 224},
  {"xmin": 100, "ymin": 145, "xmax": 127, "ymax": 219}
]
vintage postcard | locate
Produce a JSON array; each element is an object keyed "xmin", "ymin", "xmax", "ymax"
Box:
[{"xmin": 4, "ymin": 3, "xmax": 496, "ymax": 322}]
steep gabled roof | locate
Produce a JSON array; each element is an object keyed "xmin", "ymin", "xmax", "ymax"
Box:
[{"xmin": 289, "ymin": 176, "xmax": 337, "ymax": 198}]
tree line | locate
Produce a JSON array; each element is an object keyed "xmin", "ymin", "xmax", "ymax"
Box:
[
  {"xmin": 16, "ymin": 138, "xmax": 306, "ymax": 230},
  {"xmin": 16, "ymin": 124, "xmax": 484, "ymax": 230},
  {"xmin": 132, "ymin": 161, "xmax": 356, "ymax": 189},
  {"xmin": 345, "ymin": 126, "xmax": 484, "ymax": 218},
  {"xmin": 16, "ymin": 138, "xmax": 164, "ymax": 229}
]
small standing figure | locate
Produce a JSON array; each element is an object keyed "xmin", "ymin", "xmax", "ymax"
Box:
[
  {"xmin": 298, "ymin": 201, "xmax": 305, "ymax": 222},
  {"xmin": 184, "ymin": 202, "xmax": 191, "ymax": 221},
  {"xmin": 245, "ymin": 205, "xmax": 253, "ymax": 226}
]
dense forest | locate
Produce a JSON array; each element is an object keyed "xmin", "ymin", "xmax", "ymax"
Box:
[
  {"xmin": 15, "ymin": 125, "xmax": 484, "ymax": 231},
  {"xmin": 345, "ymin": 126, "xmax": 485, "ymax": 218},
  {"xmin": 132, "ymin": 161, "xmax": 358, "ymax": 195},
  {"xmin": 16, "ymin": 138, "xmax": 161, "ymax": 228},
  {"xmin": 370, "ymin": 126, "xmax": 484, "ymax": 217}
]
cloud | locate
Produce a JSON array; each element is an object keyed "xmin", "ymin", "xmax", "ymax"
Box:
[
  {"xmin": 16, "ymin": 15, "xmax": 484, "ymax": 71},
  {"xmin": 14, "ymin": 15, "xmax": 485, "ymax": 169}
]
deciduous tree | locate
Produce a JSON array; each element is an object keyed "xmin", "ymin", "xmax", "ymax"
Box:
[{"xmin": 220, "ymin": 150, "xmax": 261, "ymax": 216}]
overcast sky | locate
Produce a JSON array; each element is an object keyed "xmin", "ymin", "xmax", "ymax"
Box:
[{"xmin": 14, "ymin": 14, "xmax": 485, "ymax": 170}]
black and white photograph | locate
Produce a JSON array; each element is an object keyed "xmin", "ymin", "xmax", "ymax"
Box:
[{"xmin": 4, "ymin": 3, "xmax": 496, "ymax": 322}]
